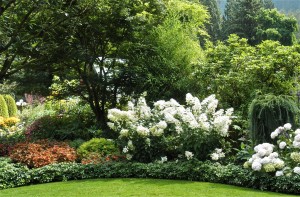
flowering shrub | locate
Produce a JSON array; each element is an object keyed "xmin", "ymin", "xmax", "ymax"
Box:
[
  {"xmin": 244, "ymin": 123, "xmax": 300, "ymax": 176},
  {"xmin": 9, "ymin": 139, "xmax": 77, "ymax": 168},
  {"xmin": 108, "ymin": 93, "xmax": 234, "ymax": 162}
]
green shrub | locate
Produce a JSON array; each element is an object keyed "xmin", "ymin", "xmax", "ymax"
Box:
[
  {"xmin": 0, "ymin": 95, "xmax": 9, "ymax": 118},
  {"xmin": 77, "ymin": 138, "xmax": 119, "ymax": 159},
  {"xmin": 0, "ymin": 157, "xmax": 30, "ymax": 189},
  {"xmin": 4, "ymin": 95, "xmax": 18, "ymax": 117},
  {"xmin": 69, "ymin": 138, "xmax": 86, "ymax": 149},
  {"xmin": 249, "ymin": 94, "xmax": 298, "ymax": 145},
  {"xmin": 25, "ymin": 115, "xmax": 93, "ymax": 141}
]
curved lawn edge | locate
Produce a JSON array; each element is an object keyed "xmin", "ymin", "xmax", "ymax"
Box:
[
  {"xmin": 0, "ymin": 178, "xmax": 297, "ymax": 197},
  {"xmin": 1, "ymin": 161, "xmax": 300, "ymax": 194}
]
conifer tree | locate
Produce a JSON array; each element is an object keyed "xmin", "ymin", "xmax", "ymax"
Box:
[
  {"xmin": 221, "ymin": 0, "xmax": 263, "ymax": 44},
  {"xmin": 199, "ymin": 0, "xmax": 222, "ymax": 42},
  {"xmin": 0, "ymin": 95, "xmax": 9, "ymax": 118},
  {"xmin": 4, "ymin": 95, "xmax": 18, "ymax": 117}
]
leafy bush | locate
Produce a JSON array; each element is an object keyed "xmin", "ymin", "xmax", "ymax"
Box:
[
  {"xmin": 244, "ymin": 123, "xmax": 300, "ymax": 177},
  {"xmin": 4, "ymin": 95, "xmax": 18, "ymax": 117},
  {"xmin": 1, "ymin": 160, "xmax": 300, "ymax": 194},
  {"xmin": 25, "ymin": 115, "xmax": 93, "ymax": 141},
  {"xmin": 9, "ymin": 140, "xmax": 77, "ymax": 168},
  {"xmin": 0, "ymin": 95, "xmax": 9, "ymax": 118},
  {"xmin": 108, "ymin": 93, "xmax": 233, "ymax": 162},
  {"xmin": 77, "ymin": 138, "xmax": 119, "ymax": 159},
  {"xmin": 19, "ymin": 104, "xmax": 56, "ymax": 126},
  {"xmin": 0, "ymin": 157, "xmax": 30, "ymax": 189}
]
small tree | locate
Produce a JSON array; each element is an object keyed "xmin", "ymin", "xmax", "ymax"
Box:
[
  {"xmin": 4, "ymin": 95, "xmax": 18, "ymax": 117},
  {"xmin": 0, "ymin": 95, "xmax": 9, "ymax": 118},
  {"xmin": 249, "ymin": 94, "xmax": 298, "ymax": 145}
]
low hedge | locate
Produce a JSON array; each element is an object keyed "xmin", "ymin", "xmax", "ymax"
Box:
[{"xmin": 1, "ymin": 159, "xmax": 300, "ymax": 194}]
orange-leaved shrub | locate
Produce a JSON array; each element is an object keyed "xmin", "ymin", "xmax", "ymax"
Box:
[{"xmin": 9, "ymin": 139, "xmax": 77, "ymax": 168}]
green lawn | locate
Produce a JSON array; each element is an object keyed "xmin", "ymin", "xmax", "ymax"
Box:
[{"xmin": 0, "ymin": 178, "xmax": 297, "ymax": 197}]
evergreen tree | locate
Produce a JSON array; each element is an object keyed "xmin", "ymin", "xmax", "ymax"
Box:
[
  {"xmin": 221, "ymin": 0, "xmax": 263, "ymax": 45},
  {"xmin": 4, "ymin": 95, "xmax": 17, "ymax": 117},
  {"xmin": 0, "ymin": 95, "xmax": 9, "ymax": 118},
  {"xmin": 199, "ymin": 0, "xmax": 222, "ymax": 42},
  {"xmin": 262, "ymin": 0, "xmax": 274, "ymax": 9}
]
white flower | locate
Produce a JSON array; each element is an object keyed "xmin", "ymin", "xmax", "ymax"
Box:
[
  {"xmin": 186, "ymin": 93, "xmax": 195, "ymax": 105},
  {"xmin": 127, "ymin": 140, "xmax": 134, "ymax": 149},
  {"xmin": 157, "ymin": 121, "xmax": 167, "ymax": 129},
  {"xmin": 215, "ymin": 148, "xmax": 223, "ymax": 154},
  {"xmin": 271, "ymin": 130, "xmax": 279, "ymax": 139},
  {"xmin": 261, "ymin": 157, "xmax": 271, "ymax": 164},
  {"xmin": 293, "ymin": 167, "xmax": 300, "ymax": 174},
  {"xmin": 185, "ymin": 151, "xmax": 194, "ymax": 160},
  {"xmin": 127, "ymin": 101, "xmax": 135, "ymax": 110},
  {"xmin": 295, "ymin": 129, "xmax": 300, "ymax": 135},
  {"xmin": 269, "ymin": 152, "xmax": 279, "ymax": 159},
  {"xmin": 284, "ymin": 123, "xmax": 292, "ymax": 130},
  {"xmin": 211, "ymin": 153, "xmax": 219, "ymax": 161},
  {"xmin": 276, "ymin": 171, "xmax": 284, "ymax": 177},
  {"xmin": 279, "ymin": 142, "xmax": 287, "ymax": 149},
  {"xmin": 107, "ymin": 122, "xmax": 115, "ymax": 130},
  {"xmin": 136, "ymin": 125, "xmax": 150, "ymax": 137},
  {"xmin": 120, "ymin": 129, "xmax": 129, "ymax": 137},
  {"xmin": 295, "ymin": 134, "xmax": 300, "ymax": 142},
  {"xmin": 293, "ymin": 141, "xmax": 300, "ymax": 148},
  {"xmin": 122, "ymin": 146, "xmax": 129, "ymax": 153},
  {"xmin": 252, "ymin": 161, "xmax": 262, "ymax": 171},
  {"xmin": 161, "ymin": 156, "xmax": 167, "ymax": 163}
]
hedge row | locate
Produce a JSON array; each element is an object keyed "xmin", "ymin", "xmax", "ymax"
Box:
[{"xmin": 1, "ymin": 159, "xmax": 300, "ymax": 194}]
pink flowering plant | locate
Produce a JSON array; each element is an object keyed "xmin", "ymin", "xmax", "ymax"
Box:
[
  {"xmin": 244, "ymin": 123, "xmax": 300, "ymax": 176},
  {"xmin": 107, "ymin": 93, "xmax": 234, "ymax": 162}
]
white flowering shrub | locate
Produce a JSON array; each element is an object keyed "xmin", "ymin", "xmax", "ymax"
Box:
[
  {"xmin": 244, "ymin": 123, "xmax": 300, "ymax": 176},
  {"xmin": 107, "ymin": 93, "xmax": 234, "ymax": 162}
]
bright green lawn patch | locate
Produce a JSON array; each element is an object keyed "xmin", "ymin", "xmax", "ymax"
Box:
[{"xmin": 0, "ymin": 178, "xmax": 296, "ymax": 197}]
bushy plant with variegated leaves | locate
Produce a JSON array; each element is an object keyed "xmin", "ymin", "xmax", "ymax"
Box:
[{"xmin": 108, "ymin": 93, "xmax": 234, "ymax": 163}]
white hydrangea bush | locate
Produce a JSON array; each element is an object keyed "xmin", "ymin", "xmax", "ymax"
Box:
[
  {"xmin": 244, "ymin": 123, "xmax": 300, "ymax": 176},
  {"xmin": 107, "ymin": 93, "xmax": 234, "ymax": 162}
]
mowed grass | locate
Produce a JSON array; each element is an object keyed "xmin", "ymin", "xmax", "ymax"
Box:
[{"xmin": 0, "ymin": 178, "xmax": 297, "ymax": 197}]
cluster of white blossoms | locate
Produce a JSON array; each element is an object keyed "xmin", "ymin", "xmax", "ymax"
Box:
[
  {"xmin": 185, "ymin": 151, "xmax": 194, "ymax": 160},
  {"xmin": 210, "ymin": 148, "xmax": 225, "ymax": 161},
  {"xmin": 246, "ymin": 124, "xmax": 300, "ymax": 176},
  {"xmin": 246, "ymin": 143, "xmax": 284, "ymax": 172},
  {"xmin": 107, "ymin": 93, "xmax": 234, "ymax": 161}
]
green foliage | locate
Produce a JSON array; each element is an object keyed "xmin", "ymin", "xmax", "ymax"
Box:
[
  {"xmin": 4, "ymin": 95, "xmax": 17, "ymax": 117},
  {"xmin": 0, "ymin": 95, "xmax": 9, "ymax": 118},
  {"xmin": 0, "ymin": 160, "xmax": 300, "ymax": 194},
  {"xmin": 249, "ymin": 95, "xmax": 298, "ymax": 145},
  {"xmin": 199, "ymin": 0, "xmax": 222, "ymax": 42},
  {"xmin": 0, "ymin": 157, "xmax": 30, "ymax": 189},
  {"xmin": 77, "ymin": 138, "xmax": 119, "ymax": 159},
  {"xmin": 255, "ymin": 9, "xmax": 298, "ymax": 45},
  {"xmin": 222, "ymin": 0, "xmax": 263, "ymax": 44},
  {"xmin": 199, "ymin": 35, "xmax": 300, "ymax": 120}
]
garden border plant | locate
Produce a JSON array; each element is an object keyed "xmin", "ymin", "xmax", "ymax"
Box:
[{"xmin": 1, "ymin": 158, "xmax": 300, "ymax": 194}]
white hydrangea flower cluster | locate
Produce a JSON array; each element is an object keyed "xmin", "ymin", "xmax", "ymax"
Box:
[
  {"xmin": 210, "ymin": 148, "xmax": 225, "ymax": 161},
  {"xmin": 107, "ymin": 93, "xmax": 234, "ymax": 161},
  {"xmin": 185, "ymin": 151, "xmax": 194, "ymax": 160},
  {"xmin": 245, "ymin": 124, "xmax": 300, "ymax": 176},
  {"xmin": 246, "ymin": 143, "xmax": 284, "ymax": 172}
]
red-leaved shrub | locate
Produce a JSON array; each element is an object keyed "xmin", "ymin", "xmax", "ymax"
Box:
[{"xmin": 9, "ymin": 139, "xmax": 77, "ymax": 168}]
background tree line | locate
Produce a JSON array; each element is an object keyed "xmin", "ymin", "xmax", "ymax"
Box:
[{"xmin": 0, "ymin": 0, "xmax": 299, "ymax": 132}]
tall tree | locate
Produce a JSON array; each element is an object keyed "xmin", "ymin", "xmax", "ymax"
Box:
[
  {"xmin": 199, "ymin": 0, "xmax": 222, "ymax": 42},
  {"xmin": 262, "ymin": 0, "xmax": 274, "ymax": 9},
  {"xmin": 221, "ymin": 0, "xmax": 263, "ymax": 45},
  {"xmin": 255, "ymin": 9, "xmax": 298, "ymax": 45}
]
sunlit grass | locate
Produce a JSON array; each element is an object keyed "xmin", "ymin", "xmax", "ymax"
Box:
[{"xmin": 0, "ymin": 178, "xmax": 297, "ymax": 197}]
